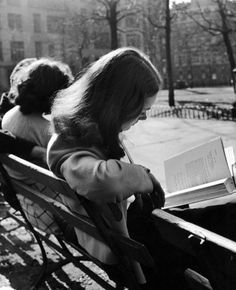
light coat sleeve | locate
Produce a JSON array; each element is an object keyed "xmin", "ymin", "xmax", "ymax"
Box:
[
  {"xmin": 47, "ymin": 134, "xmax": 153, "ymax": 204},
  {"xmin": 60, "ymin": 152, "xmax": 153, "ymax": 204}
]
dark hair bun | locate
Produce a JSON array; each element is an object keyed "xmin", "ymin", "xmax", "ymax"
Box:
[
  {"xmin": 15, "ymin": 59, "xmax": 72, "ymax": 115},
  {"xmin": 15, "ymin": 80, "xmax": 41, "ymax": 114}
]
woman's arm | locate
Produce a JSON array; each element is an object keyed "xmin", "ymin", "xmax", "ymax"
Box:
[
  {"xmin": 0, "ymin": 130, "xmax": 35, "ymax": 155},
  {"xmin": 0, "ymin": 130, "xmax": 47, "ymax": 166},
  {"xmin": 48, "ymin": 134, "xmax": 160, "ymax": 205},
  {"xmin": 60, "ymin": 151, "xmax": 154, "ymax": 204}
]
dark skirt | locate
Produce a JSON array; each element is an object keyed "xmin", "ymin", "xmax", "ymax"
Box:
[{"xmin": 127, "ymin": 199, "xmax": 236, "ymax": 290}]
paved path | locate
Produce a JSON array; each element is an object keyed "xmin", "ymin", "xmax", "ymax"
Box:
[
  {"xmin": 156, "ymin": 87, "xmax": 236, "ymax": 105},
  {"xmin": 124, "ymin": 117, "xmax": 236, "ymax": 188},
  {"xmin": 158, "ymin": 86, "xmax": 236, "ymax": 105}
]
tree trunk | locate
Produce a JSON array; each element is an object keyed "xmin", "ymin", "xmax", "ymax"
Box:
[
  {"xmin": 217, "ymin": 0, "xmax": 236, "ymax": 92},
  {"xmin": 222, "ymin": 32, "xmax": 236, "ymax": 87},
  {"xmin": 109, "ymin": 1, "xmax": 118, "ymax": 49},
  {"xmin": 165, "ymin": 0, "xmax": 175, "ymax": 106}
]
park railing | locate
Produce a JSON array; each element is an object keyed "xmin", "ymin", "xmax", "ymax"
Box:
[{"xmin": 148, "ymin": 105, "xmax": 236, "ymax": 121}]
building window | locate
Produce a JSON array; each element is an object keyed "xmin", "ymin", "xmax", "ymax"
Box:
[
  {"xmin": 48, "ymin": 43, "xmax": 55, "ymax": 57},
  {"xmin": 35, "ymin": 41, "xmax": 42, "ymax": 57},
  {"xmin": 192, "ymin": 52, "xmax": 200, "ymax": 65},
  {"xmin": 125, "ymin": 15, "xmax": 140, "ymax": 29},
  {"xmin": 80, "ymin": 8, "xmax": 87, "ymax": 15},
  {"xmin": 174, "ymin": 53, "xmax": 178, "ymax": 66},
  {"xmin": 126, "ymin": 33, "xmax": 141, "ymax": 48},
  {"xmin": 118, "ymin": 33, "xmax": 122, "ymax": 47},
  {"xmin": 11, "ymin": 41, "xmax": 24, "ymax": 61},
  {"xmin": 47, "ymin": 15, "xmax": 64, "ymax": 34},
  {"xmin": 181, "ymin": 51, "xmax": 187, "ymax": 66},
  {"xmin": 94, "ymin": 32, "xmax": 110, "ymax": 49},
  {"xmin": 8, "ymin": 13, "xmax": 22, "ymax": 31},
  {"xmin": 212, "ymin": 73, "xmax": 217, "ymax": 80},
  {"xmin": 28, "ymin": 0, "xmax": 41, "ymax": 8},
  {"xmin": 0, "ymin": 42, "xmax": 3, "ymax": 60},
  {"xmin": 33, "ymin": 13, "xmax": 41, "ymax": 33},
  {"xmin": 7, "ymin": 0, "xmax": 20, "ymax": 5}
]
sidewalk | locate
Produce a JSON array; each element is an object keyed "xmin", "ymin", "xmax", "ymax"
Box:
[{"xmin": 157, "ymin": 86, "xmax": 236, "ymax": 105}]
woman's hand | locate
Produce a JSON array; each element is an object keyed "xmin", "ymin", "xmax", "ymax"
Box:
[
  {"xmin": 130, "ymin": 172, "xmax": 165, "ymax": 216},
  {"xmin": 148, "ymin": 173, "xmax": 165, "ymax": 209}
]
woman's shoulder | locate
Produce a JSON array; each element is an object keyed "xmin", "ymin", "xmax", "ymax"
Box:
[
  {"xmin": 49, "ymin": 134, "xmax": 105, "ymax": 155},
  {"xmin": 2, "ymin": 106, "xmax": 49, "ymax": 130},
  {"xmin": 2, "ymin": 106, "xmax": 50, "ymax": 146},
  {"xmin": 2, "ymin": 106, "xmax": 48, "ymax": 126},
  {"xmin": 47, "ymin": 133, "xmax": 105, "ymax": 176},
  {"xmin": 2, "ymin": 105, "xmax": 21, "ymax": 128},
  {"xmin": 2, "ymin": 105, "xmax": 20, "ymax": 119}
]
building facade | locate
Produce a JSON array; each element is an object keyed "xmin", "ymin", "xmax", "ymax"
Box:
[
  {"xmin": 0, "ymin": 0, "xmax": 147, "ymax": 92},
  {"xmin": 172, "ymin": 0, "xmax": 236, "ymax": 87},
  {"xmin": 0, "ymin": 0, "xmax": 101, "ymax": 91}
]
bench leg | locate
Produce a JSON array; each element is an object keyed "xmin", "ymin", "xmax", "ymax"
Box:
[
  {"xmin": 18, "ymin": 208, "xmax": 49, "ymax": 290},
  {"xmin": 30, "ymin": 259, "xmax": 48, "ymax": 290},
  {"xmin": 185, "ymin": 268, "xmax": 213, "ymax": 290}
]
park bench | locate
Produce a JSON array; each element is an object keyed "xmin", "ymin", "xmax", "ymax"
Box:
[
  {"xmin": 1, "ymin": 153, "xmax": 236, "ymax": 289},
  {"xmin": 0, "ymin": 153, "xmax": 155, "ymax": 289},
  {"xmin": 152, "ymin": 209, "xmax": 236, "ymax": 290}
]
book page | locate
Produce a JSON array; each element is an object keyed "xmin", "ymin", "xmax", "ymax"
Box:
[
  {"xmin": 165, "ymin": 138, "xmax": 232, "ymax": 193},
  {"xmin": 225, "ymin": 146, "xmax": 235, "ymax": 175}
]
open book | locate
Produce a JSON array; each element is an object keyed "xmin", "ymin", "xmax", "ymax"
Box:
[{"xmin": 164, "ymin": 138, "xmax": 236, "ymax": 208}]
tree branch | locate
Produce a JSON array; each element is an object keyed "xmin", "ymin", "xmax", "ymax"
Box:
[{"xmin": 117, "ymin": 10, "xmax": 138, "ymax": 22}]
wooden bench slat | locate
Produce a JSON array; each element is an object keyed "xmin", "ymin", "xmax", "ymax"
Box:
[
  {"xmin": 185, "ymin": 269, "xmax": 213, "ymax": 290},
  {"xmin": 14, "ymin": 180, "xmax": 154, "ymax": 265},
  {"xmin": 0, "ymin": 153, "xmax": 156, "ymax": 288},
  {"xmin": 152, "ymin": 209, "xmax": 236, "ymax": 254},
  {"xmin": 0, "ymin": 154, "xmax": 74, "ymax": 196},
  {"xmin": 5, "ymin": 170, "xmax": 154, "ymax": 266},
  {"xmin": 11, "ymin": 179, "xmax": 103, "ymax": 241}
]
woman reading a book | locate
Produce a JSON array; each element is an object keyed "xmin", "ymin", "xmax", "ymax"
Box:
[{"xmin": 47, "ymin": 47, "xmax": 235, "ymax": 289}]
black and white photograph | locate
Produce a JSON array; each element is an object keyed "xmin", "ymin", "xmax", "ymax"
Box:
[{"xmin": 0, "ymin": 0, "xmax": 236, "ymax": 289}]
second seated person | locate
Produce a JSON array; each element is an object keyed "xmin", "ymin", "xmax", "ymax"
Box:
[{"xmin": 2, "ymin": 58, "xmax": 73, "ymax": 233}]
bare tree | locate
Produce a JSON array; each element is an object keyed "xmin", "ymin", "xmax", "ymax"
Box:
[
  {"xmin": 146, "ymin": 0, "xmax": 175, "ymax": 106},
  {"xmin": 52, "ymin": 7, "xmax": 97, "ymax": 73},
  {"xmin": 142, "ymin": 20, "xmax": 161, "ymax": 70},
  {"xmin": 171, "ymin": 14, "xmax": 211, "ymax": 87},
  {"xmin": 181, "ymin": 0, "xmax": 236, "ymax": 90},
  {"xmin": 165, "ymin": 0, "xmax": 175, "ymax": 106},
  {"xmin": 93, "ymin": 0, "xmax": 141, "ymax": 49},
  {"xmin": 65, "ymin": 12, "xmax": 94, "ymax": 69}
]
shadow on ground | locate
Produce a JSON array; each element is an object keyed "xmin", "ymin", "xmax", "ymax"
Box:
[{"xmin": 0, "ymin": 213, "xmax": 109, "ymax": 290}]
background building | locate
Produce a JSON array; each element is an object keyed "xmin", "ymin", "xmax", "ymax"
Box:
[
  {"xmin": 0, "ymin": 0, "xmax": 97, "ymax": 91},
  {"xmin": 171, "ymin": 0, "xmax": 236, "ymax": 87},
  {"xmin": 0, "ymin": 0, "xmax": 146, "ymax": 92}
]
